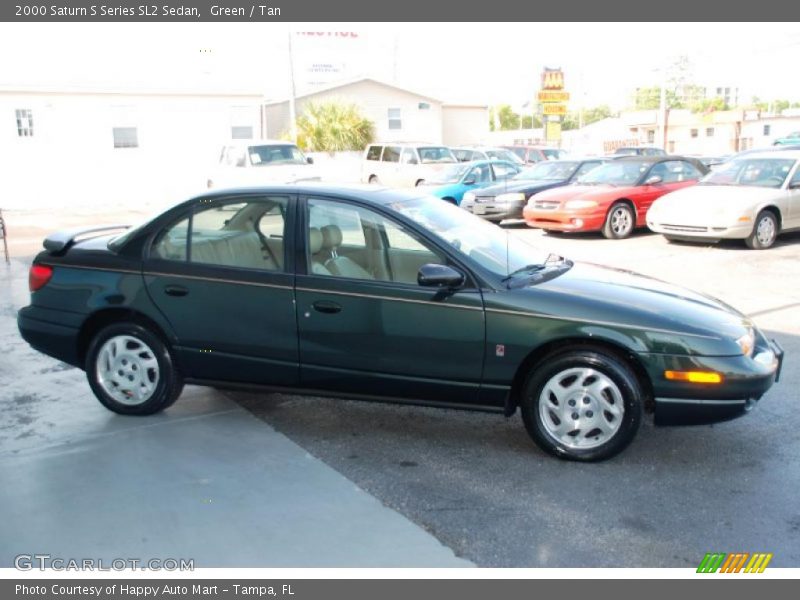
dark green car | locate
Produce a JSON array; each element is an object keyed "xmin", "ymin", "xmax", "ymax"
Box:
[{"xmin": 18, "ymin": 185, "xmax": 783, "ymax": 461}]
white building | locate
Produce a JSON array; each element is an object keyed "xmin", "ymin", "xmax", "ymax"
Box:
[
  {"xmin": 263, "ymin": 77, "xmax": 488, "ymax": 146},
  {"xmin": 1, "ymin": 84, "xmax": 264, "ymax": 209}
]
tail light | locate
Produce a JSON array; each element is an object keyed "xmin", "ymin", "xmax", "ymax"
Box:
[{"xmin": 29, "ymin": 264, "xmax": 53, "ymax": 292}]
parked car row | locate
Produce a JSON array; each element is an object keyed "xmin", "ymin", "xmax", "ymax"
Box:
[{"xmin": 360, "ymin": 142, "xmax": 567, "ymax": 188}]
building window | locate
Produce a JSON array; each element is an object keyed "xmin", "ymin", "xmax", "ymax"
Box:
[
  {"xmin": 15, "ymin": 109, "xmax": 34, "ymax": 137},
  {"xmin": 647, "ymin": 130, "xmax": 655, "ymax": 144},
  {"xmin": 418, "ymin": 102, "xmax": 430, "ymax": 110},
  {"xmin": 690, "ymin": 128, "xmax": 698, "ymax": 138},
  {"xmin": 705, "ymin": 127, "xmax": 715, "ymax": 137},
  {"xmin": 231, "ymin": 126, "xmax": 253, "ymax": 140},
  {"xmin": 763, "ymin": 124, "xmax": 771, "ymax": 136},
  {"xmin": 388, "ymin": 108, "xmax": 402, "ymax": 130},
  {"xmin": 113, "ymin": 127, "xmax": 139, "ymax": 149}
]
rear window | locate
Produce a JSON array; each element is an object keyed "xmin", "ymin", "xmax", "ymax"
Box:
[{"xmin": 366, "ymin": 145, "xmax": 382, "ymax": 160}]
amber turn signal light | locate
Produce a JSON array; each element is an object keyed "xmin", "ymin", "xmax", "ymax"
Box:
[{"xmin": 664, "ymin": 370, "xmax": 723, "ymax": 384}]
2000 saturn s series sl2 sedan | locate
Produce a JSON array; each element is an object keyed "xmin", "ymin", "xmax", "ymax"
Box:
[{"xmin": 18, "ymin": 184, "xmax": 784, "ymax": 461}]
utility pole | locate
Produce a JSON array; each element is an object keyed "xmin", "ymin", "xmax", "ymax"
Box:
[
  {"xmin": 658, "ymin": 69, "xmax": 668, "ymax": 151},
  {"xmin": 287, "ymin": 30, "xmax": 298, "ymax": 143}
]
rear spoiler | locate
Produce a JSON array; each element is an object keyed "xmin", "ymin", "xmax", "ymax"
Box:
[{"xmin": 43, "ymin": 225, "xmax": 130, "ymax": 254}]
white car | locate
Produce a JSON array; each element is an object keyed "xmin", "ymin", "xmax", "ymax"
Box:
[
  {"xmin": 647, "ymin": 151, "xmax": 800, "ymax": 249},
  {"xmin": 208, "ymin": 140, "xmax": 320, "ymax": 189},
  {"xmin": 361, "ymin": 143, "xmax": 457, "ymax": 187}
]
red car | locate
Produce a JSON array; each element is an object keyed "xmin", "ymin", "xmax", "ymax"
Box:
[{"xmin": 522, "ymin": 156, "xmax": 708, "ymax": 238}]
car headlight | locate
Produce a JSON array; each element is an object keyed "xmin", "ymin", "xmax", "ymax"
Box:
[
  {"xmin": 736, "ymin": 329, "xmax": 755, "ymax": 357},
  {"xmin": 496, "ymin": 192, "xmax": 526, "ymax": 203},
  {"xmin": 564, "ymin": 199, "xmax": 598, "ymax": 210},
  {"xmin": 463, "ymin": 192, "xmax": 475, "ymax": 203}
]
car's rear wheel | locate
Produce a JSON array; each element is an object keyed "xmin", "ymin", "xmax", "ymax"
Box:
[
  {"xmin": 745, "ymin": 210, "xmax": 778, "ymax": 249},
  {"xmin": 415, "ymin": 179, "xmax": 426, "ymax": 187},
  {"xmin": 86, "ymin": 323, "xmax": 183, "ymax": 415},
  {"xmin": 602, "ymin": 202, "xmax": 635, "ymax": 239},
  {"xmin": 520, "ymin": 348, "xmax": 643, "ymax": 461},
  {"xmin": 368, "ymin": 175, "xmax": 380, "ymax": 185}
]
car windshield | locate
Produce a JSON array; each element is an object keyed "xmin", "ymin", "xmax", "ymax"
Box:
[
  {"xmin": 486, "ymin": 149, "xmax": 524, "ymax": 164},
  {"xmin": 700, "ymin": 158, "xmax": 795, "ymax": 189},
  {"xmin": 417, "ymin": 146, "xmax": 456, "ymax": 164},
  {"xmin": 542, "ymin": 149, "xmax": 566, "ymax": 160},
  {"xmin": 514, "ymin": 161, "xmax": 580, "ymax": 181},
  {"xmin": 506, "ymin": 147, "xmax": 527, "ymax": 160},
  {"xmin": 427, "ymin": 163, "xmax": 471, "ymax": 184},
  {"xmin": 578, "ymin": 160, "xmax": 649, "ymax": 185},
  {"xmin": 390, "ymin": 197, "xmax": 551, "ymax": 278},
  {"xmin": 248, "ymin": 144, "xmax": 308, "ymax": 166}
]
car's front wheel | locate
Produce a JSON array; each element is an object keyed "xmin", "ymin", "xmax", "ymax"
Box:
[
  {"xmin": 745, "ymin": 210, "xmax": 778, "ymax": 249},
  {"xmin": 85, "ymin": 323, "xmax": 183, "ymax": 415},
  {"xmin": 602, "ymin": 202, "xmax": 635, "ymax": 239},
  {"xmin": 520, "ymin": 348, "xmax": 643, "ymax": 461}
]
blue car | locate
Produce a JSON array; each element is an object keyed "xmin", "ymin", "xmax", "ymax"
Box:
[{"xmin": 420, "ymin": 160, "xmax": 521, "ymax": 205}]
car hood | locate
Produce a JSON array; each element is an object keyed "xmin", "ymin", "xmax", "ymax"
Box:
[
  {"xmin": 477, "ymin": 179, "xmax": 568, "ymax": 196},
  {"xmin": 503, "ymin": 262, "xmax": 752, "ymax": 355},
  {"xmin": 534, "ymin": 184, "xmax": 632, "ymax": 203},
  {"xmin": 652, "ymin": 184, "xmax": 781, "ymax": 218}
]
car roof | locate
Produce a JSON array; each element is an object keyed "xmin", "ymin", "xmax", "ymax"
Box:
[
  {"xmin": 737, "ymin": 150, "xmax": 800, "ymax": 160},
  {"xmin": 223, "ymin": 139, "xmax": 297, "ymax": 148},
  {"xmin": 611, "ymin": 154, "xmax": 693, "ymax": 164},
  {"xmin": 195, "ymin": 183, "xmax": 430, "ymax": 207}
]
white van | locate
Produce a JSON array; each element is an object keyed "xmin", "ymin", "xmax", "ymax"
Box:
[
  {"xmin": 361, "ymin": 143, "xmax": 457, "ymax": 187},
  {"xmin": 207, "ymin": 140, "xmax": 320, "ymax": 189}
]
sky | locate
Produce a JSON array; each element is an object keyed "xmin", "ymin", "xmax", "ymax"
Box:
[{"xmin": 1, "ymin": 22, "xmax": 797, "ymax": 110}]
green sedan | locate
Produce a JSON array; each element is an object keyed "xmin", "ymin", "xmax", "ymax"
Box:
[{"xmin": 18, "ymin": 185, "xmax": 783, "ymax": 461}]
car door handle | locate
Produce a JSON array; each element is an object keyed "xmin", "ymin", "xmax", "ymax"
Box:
[
  {"xmin": 164, "ymin": 285, "xmax": 189, "ymax": 297},
  {"xmin": 312, "ymin": 300, "xmax": 342, "ymax": 314}
]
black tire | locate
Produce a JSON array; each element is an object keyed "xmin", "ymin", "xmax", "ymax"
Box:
[
  {"xmin": 520, "ymin": 348, "xmax": 643, "ymax": 461},
  {"xmin": 602, "ymin": 202, "xmax": 635, "ymax": 239},
  {"xmin": 745, "ymin": 210, "xmax": 779, "ymax": 250},
  {"xmin": 85, "ymin": 322, "xmax": 183, "ymax": 416},
  {"xmin": 415, "ymin": 179, "xmax": 426, "ymax": 187},
  {"xmin": 368, "ymin": 175, "xmax": 380, "ymax": 185}
]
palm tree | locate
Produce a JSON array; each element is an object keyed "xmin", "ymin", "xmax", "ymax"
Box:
[{"xmin": 295, "ymin": 101, "xmax": 375, "ymax": 153}]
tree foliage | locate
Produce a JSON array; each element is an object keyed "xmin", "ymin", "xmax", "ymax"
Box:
[
  {"xmin": 294, "ymin": 101, "xmax": 375, "ymax": 152},
  {"xmin": 489, "ymin": 104, "xmax": 542, "ymax": 131},
  {"xmin": 562, "ymin": 105, "xmax": 614, "ymax": 130}
]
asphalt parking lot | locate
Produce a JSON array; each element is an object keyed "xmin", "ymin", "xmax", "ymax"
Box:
[{"xmin": 1, "ymin": 214, "xmax": 798, "ymax": 568}]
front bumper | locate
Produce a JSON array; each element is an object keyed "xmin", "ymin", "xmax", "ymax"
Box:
[
  {"xmin": 647, "ymin": 220, "xmax": 753, "ymax": 240},
  {"xmin": 461, "ymin": 197, "xmax": 526, "ymax": 221},
  {"xmin": 650, "ymin": 338, "xmax": 784, "ymax": 425},
  {"xmin": 522, "ymin": 206, "xmax": 606, "ymax": 231}
]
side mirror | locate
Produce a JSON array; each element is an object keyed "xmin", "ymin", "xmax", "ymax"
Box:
[
  {"xmin": 645, "ymin": 175, "xmax": 663, "ymax": 185},
  {"xmin": 306, "ymin": 156, "xmax": 314, "ymax": 164},
  {"xmin": 418, "ymin": 264, "xmax": 465, "ymax": 288},
  {"xmin": 463, "ymin": 177, "xmax": 477, "ymax": 185}
]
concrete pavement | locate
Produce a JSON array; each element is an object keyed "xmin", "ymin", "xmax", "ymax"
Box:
[{"xmin": 0, "ymin": 258, "xmax": 471, "ymax": 568}]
